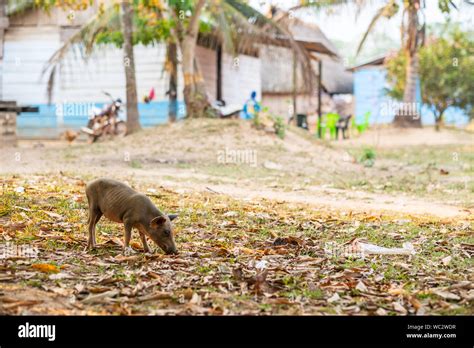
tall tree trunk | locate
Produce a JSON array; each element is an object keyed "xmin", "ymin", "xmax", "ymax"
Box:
[
  {"xmin": 291, "ymin": 50, "xmax": 297, "ymax": 125},
  {"xmin": 434, "ymin": 108, "xmax": 446, "ymax": 132},
  {"xmin": 121, "ymin": 0, "xmax": 140, "ymax": 134},
  {"xmin": 179, "ymin": 0, "xmax": 217, "ymax": 118},
  {"xmin": 167, "ymin": 41, "xmax": 178, "ymax": 123},
  {"xmin": 393, "ymin": 0, "xmax": 422, "ymax": 128},
  {"xmin": 0, "ymin": 0, "xmax": 7, "ymax": 100}
]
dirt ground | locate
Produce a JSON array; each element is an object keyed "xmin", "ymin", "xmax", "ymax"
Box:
[
  {"xmin": 1, "ymin": 119, "xmax": 472, "ymax": 219},
  {"xmin": 1, "ymin": 119, "xmax": 473, "ymax": 316}
]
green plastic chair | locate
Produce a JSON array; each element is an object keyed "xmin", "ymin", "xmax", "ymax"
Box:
[
  {"xmin": 325, "ymin": 113, "xmax": 340, "ymax": 139},
  {"xmin": 354, "ymin": 111, "xmax": 371, "ymax": 134},
  {"xmin": 317, "ymin": 113, "xmax": 340, "ymax": 139}
]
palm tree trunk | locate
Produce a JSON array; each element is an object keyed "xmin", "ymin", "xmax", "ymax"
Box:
[
  {"xmin": 121, "ymin": 0, "xmax": 141, "ymax": 134},
  {"xmin": 167, "ymin": 41, "xmax": 178, "ymax": 122},
  {"xmin": 393, "ymin": 0, "xmax": 422, "ymax": 128},
  {"xmin": 434, "ymin": 107, "xmax": 446, "ymax": 132},
  {"xmin": 179, "ymin": 0, "xmax": 217, "ymax": 118}
]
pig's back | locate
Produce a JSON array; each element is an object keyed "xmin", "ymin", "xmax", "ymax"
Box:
[{"xmin": 86, "ymin": 179, "xmax": 137, "ymax": 218}]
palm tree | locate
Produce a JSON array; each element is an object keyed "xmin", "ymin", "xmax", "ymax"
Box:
[
  {"xmin": 166, "ymin": 0, "xmax": 317, "ymax": 118},
  {"xmin": 23, "ymin": 0, "xmax": 141, "ymax": 134},
  {"xmin": 357, "ymin": 0, "xmax": 423, "ymax": 127},
  {"xmin": 291, "ymin": 0, "xmax": 461, "ymax": 127},
  {"xmin": 42, "ymin": 1, "xmax": 316, "ymax": 121},
  {"xmin": 121, "ymin": 0, "xmax": 140, "ymax": 133},
  {"xmin": 165, "ymin": 41, "xmax": 178, "ymax": 122},
  {"xmin": 167, "ymin": 0, "xmax": 216, "ymax": 118}
]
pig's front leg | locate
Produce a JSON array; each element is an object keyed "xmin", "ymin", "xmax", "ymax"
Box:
[
  {"xmin": 139, "ymin": 232, "xmax": 151, "ymax": 253},
  {"xmin": 122, "ymin": 221, "xmax": 134, "ymax": 255}
]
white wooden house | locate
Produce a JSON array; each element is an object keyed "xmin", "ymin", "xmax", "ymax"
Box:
[
  {"xmin": 0, "ymin": 3, "xmax": 349, "ymax": 138},
  {"xmin": 0, "ymin": 4, "xmax": 260, "ymax": 137}
]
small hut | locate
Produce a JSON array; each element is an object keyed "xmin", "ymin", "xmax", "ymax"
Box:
[{"xmin": 259, "ymin": 14, "xmax": 353, "ymax": 130}]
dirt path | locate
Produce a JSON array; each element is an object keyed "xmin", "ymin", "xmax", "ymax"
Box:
[
  {"xmin": 335, "ymin": 126, "xmax": 474, "ymax": 148},
  {"xmin": 1, "ymin": 121, "xmax": 472, "ymax": 220},
  {"xmin": 139, "ymin": 176, "xmax": 471, "ymax": 219}
]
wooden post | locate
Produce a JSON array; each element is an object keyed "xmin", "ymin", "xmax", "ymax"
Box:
[
  {"xmin": 0, "ymin": 0, "xmax": 9, "ymax": 100},
  {"xmin": 291, "ymin": 50, "xmax": 297, "ymax": 124},
  {"xmin": 317, "ymin": 59, "xmax": 322, "ymax": 138},
  {"xmin": 216, "ymin": 44, "xmax": 222, "ymax": 101},
  {"xmin": 0, "ymin": 101, "xmax": 18, "ymax": 146}
]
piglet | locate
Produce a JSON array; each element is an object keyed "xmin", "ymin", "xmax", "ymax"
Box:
[{"xmin": 85, "ymin": 178, "xmax": 178, "ymax": 254}]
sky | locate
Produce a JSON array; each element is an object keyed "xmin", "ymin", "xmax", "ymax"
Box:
[{"xmin": 249, "ymin": 0, "xmax": 474, "ymax": 64}]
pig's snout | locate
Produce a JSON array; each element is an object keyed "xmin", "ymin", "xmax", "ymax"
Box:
[{"xmin": 165, "ymin": 245, "xmax": 178, "ymax": 255}]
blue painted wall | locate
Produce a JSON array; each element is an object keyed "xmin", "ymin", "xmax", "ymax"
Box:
[
  {"xmin": 354, "ymin": 67, "xmax": 469, "ymax": 126},
  {"xmin": 17, "ymin": 101, "xmax": 186, "ymax": 138}
]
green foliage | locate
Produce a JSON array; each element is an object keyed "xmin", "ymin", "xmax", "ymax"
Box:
[
  {"xmin": 385, "ymin": 26, "xmax": 474, "ymax": 122},
  {"xmin": 95, "ymin": 4, "xmax": 173, "ymax": 48},
  {"xmin": 359, "ymin": 147, "xmax": 376, "ymax": 167},
  {"xmin": 273, "ymin": 115, "xmax": 286, "ymax": 140}
]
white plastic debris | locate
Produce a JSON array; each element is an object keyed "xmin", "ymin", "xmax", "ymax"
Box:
[
  {"xmin": 14, "ymin": 186, "xmax": 25, "ymax": 193},
  {"xmin": 357, "ymin": 241, "xmax": 416, "ymax": 256},
  {"xmin": 255, "ymin": 260, "xmax": 268, "ymax": 270},
  {"xmin": 263, "ymin": 161, "xmax": 282, "ymax": 170},
  {"xmin": 324, "ymin": 239, "xmax": 416, "ymax": 258}
]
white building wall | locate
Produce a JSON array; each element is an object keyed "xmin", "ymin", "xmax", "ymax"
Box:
[
  {"xmin": 2, "ymin": 25, "xmax": 182, "ymax": 107},
  {"xmin": 3, "ymin": 27, "xmax": 61, "ymax": 104},
  {"xmin": 2, "ymin": 22, "xmax": 259, "ymax": 117},
  {"xmin": 222, "ymin": 53, "xmax": 261, "ymax": 106}
]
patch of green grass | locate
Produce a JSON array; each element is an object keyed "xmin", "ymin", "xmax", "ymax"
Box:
[{"xmin": 129, "ymin": 160, "xmax": 143, "ymax": 169}]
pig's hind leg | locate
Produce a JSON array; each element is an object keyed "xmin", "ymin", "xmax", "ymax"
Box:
[{"xmin": 87, "ymin": 205, "xmax": 102, "ymax": 250}]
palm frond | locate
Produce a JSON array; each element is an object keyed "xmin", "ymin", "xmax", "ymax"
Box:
[
  {"xmin": 218, "ymin": 0, "xmax": 318, "ymax": 91},
  {"xmin": 41, "ymin": 4, "xmax": 121, "ymax": 103},
  {"xmin": 6, "ymin": 0, "xmax": 35, "ymax": 16},
  {"xmin": 356, "ymin": 0, "xmax": 399, "ymax": 56}
]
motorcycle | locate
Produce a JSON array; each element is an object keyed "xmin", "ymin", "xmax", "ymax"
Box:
[{"xmin": 81, "ymin": 92, "xmax": 127, "ymax": 143}]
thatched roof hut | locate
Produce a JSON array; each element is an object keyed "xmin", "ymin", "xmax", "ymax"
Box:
[
  {"xmin": 261, "ymin": 15, "xmax": 353, "ymax": 96},
  {"xmin": 259, "ymin": 12, "xmax": 353, "ymax": 121}
]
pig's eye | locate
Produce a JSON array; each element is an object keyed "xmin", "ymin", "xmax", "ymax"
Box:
[{"xmin": 164, "ymin": 229, "xmax": 171, "ymax": 236}]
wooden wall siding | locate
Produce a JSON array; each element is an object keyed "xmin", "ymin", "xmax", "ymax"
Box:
[
  {"xmin": 2, "ymin": 25, "xmax": 184, "ymax": 107},
  {"xmin": 3, "ymin": 22, "xmax": 260, "ymax": 119},
  {"xmin": 262, "ymin": 92, "xmax": 335, "ymax": 118},
  {"xmin": 58, "ymin": 44, "xmax": 180, "ymax": 103},
  {"xmin": 3, "ymin": 27, "xmax": 61, "ymax": 104},
  {"xmin": 221, "ymin": 53, "xmax": 261, "ymax": 106},
  {"xmin": 0, "ymin": 59, "xmax": 3, "ymax": 99},
  {"xmin": 195, "ymin": 45, "xmax": 217, "ymax": 101},
  {"xmin": 260, "ymin": 45, "xmax": 306, "ymax": 94}
]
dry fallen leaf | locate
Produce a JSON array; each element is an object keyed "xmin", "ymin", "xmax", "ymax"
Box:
[
  {"xmin": 392, "ymin": 302, "xmax": 407, "ymax": 314},
  {"xmin": 441, "ymin": 255, "xmax": 452, "ymax": 266},
  {"xmin": 82, "ymin": 290, "xmax": 119, "ymax": 304},
  {"xmin": 432, "ymin": 290, "xmax": 460, "ymax": 301},
  {"xmin": 355, "ymin": 281, "xmax": 368, "ymax": 292},
  {"xmin": 409, "ymin": 296, "xmax": 422, "ymax": 310},
  {"xmin": 328, "ymin": 293, "xmax": 340, "ymax": 303},
  {"xmin": 32, "ymin": 263, "xmax": 60, "ymax": 273}
]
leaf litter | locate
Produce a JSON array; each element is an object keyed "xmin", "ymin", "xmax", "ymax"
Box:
[{"xmin": 0, "ymin": 174, "xmax": 472, "ymax": 315}]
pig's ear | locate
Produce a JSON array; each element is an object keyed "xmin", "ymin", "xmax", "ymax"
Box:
[
  {"xmin": 150, "ymin": 216, "xmax": 167, "ymax": 228},
  {"xmin": 168, "ymin": 214, "xmax": 178, "ymax": 221}
]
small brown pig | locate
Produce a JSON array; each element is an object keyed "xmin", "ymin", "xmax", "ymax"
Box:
[{"xmin": 85, "ymin": 178, "xmax": 178, "ymax": 254}]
